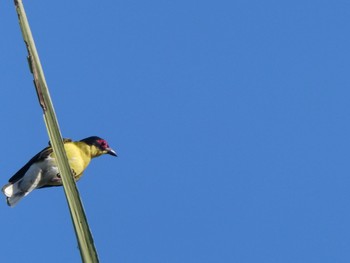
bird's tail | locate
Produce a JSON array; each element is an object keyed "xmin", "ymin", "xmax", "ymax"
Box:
[{"xmin": 2, "ymin": 182, "xmax": 28, "ymax": 207}]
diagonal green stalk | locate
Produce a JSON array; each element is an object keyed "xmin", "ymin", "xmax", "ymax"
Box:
[{"xmin": 13, "ymin": 1, "xmax": 99, "ymax": 262}]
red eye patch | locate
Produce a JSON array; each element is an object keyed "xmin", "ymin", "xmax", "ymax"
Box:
[{"xmin": 97, "ymin": 139, "xmax": 109, "ymax": 148}]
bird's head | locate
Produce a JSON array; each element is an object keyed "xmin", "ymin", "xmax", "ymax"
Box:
[{"xmin": 80, "ymin": 136, "xmax": 117, "ymax": 157}]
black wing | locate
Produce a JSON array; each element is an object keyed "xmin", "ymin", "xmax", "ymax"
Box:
[{"xmin": 8, "ymin": 146, "xmax": 53, "ymax": 183}]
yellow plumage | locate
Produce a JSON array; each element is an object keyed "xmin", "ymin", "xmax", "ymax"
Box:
[{"xmin": 2, "ymin": 136, "xmax": 117, "ymax": 207}]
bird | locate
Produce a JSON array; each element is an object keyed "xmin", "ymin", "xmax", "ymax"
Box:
[{"xmin": 2, "ymin": 136, "xmax": 117, "ymax": 207}]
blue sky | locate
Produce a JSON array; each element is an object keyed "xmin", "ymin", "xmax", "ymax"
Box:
[{"xmin": 1, "ymin": 0, "xmax": 350, "ymax": 262}]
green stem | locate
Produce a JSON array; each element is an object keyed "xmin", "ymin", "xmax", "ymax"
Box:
[{"xmin": 13, "ymin": 1, "xmax": 99, "ymax": 262}]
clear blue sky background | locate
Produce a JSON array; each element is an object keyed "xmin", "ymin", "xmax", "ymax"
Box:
[{"xmin": 1, "ymin": 1, "xmax": 350, "ymax": 262}]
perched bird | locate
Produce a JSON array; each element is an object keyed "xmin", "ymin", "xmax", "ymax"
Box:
[{"xmin": 2, "ymin": 136, "xmax": 117, "ymax": 207}]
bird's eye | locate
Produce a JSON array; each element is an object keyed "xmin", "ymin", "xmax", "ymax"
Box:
[{"xmin": 97, "ymin": 139, "xmax": 109, "ymax": 149}]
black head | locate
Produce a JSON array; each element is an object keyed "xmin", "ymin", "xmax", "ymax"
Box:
[{"xmin": 80, "ymin": 136, "xmax": 117, "ymax": 156}]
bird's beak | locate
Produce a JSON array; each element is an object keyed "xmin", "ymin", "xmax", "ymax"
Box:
[{"xmin": 106, "ymin": 147, "xmax": 117, "ymax": 157}]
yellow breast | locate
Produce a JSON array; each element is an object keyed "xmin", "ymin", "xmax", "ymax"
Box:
[{"xmin": 50, "ymin": 142, "xmax": 92, "ymax": 179}]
